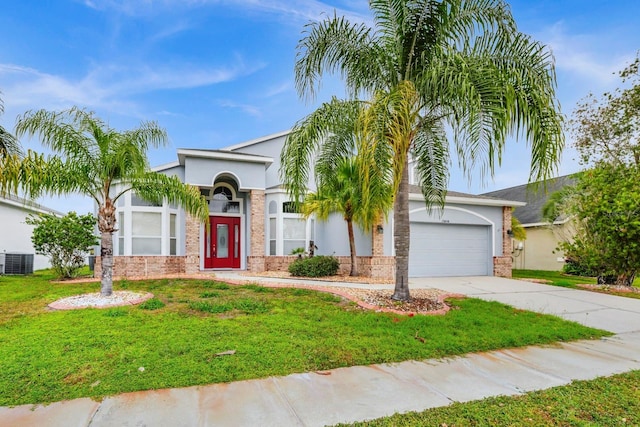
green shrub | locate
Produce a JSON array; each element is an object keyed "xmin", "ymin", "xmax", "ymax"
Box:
[
  {"xmin": 288, "ymin": 255, "xmax": 339, "ymax": 277},
  {"xmin": 139, "ymin": 298, "xmax": 165, "ymax": 310},
  {"xmin": 562, "ymin": 259, "xmax": 595, "ymax": 277}
]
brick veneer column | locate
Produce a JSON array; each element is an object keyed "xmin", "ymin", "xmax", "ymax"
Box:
[
  {"xmin": 185, "ymin": 213, "xmax": 201, "ymax": 274},
  {"xmin": 372, "ymin": 223, "xmax": 384, "ymax": 257},
  {"xmin": 370, "ymin": 222, "xmax": 394, "ymax": 280},
  {"xmin": 493, "ymin": 206, "xmax": 513, "ymax": 278},
  {"xmin": 247, "ymin": 190, "xmax": 266, "ymax": 272}
]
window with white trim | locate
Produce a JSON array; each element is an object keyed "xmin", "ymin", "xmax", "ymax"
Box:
[
  {"xmin": 268, "ymin": 201, "xmax": 277, "ymax": 256},
  {"xmin": 115, "ymin": 191, "xmax": 181, "ymax": 256},
  {"xmin": 282, "ymin": 201, "xmax": 305, "ymax": 255}
]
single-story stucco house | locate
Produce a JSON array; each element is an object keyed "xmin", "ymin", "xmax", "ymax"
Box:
[
  {"xmin": 95, "ymin": 131, "xmax": 524, "ymax": 280},
  {"xmin": 483, "ymin": 175, "xmax": 576, "ymax": 271},
  {"xmin": 0, "ymin": 195, "xmax": 60, "ymax": 273}
]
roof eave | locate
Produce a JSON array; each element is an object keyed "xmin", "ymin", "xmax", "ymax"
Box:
[
  {"xmin": 409, "ymin": 192, "xmax": 527, "ymax": 207},
  {"xmin": 177, "ymin": 149, "xmax": 274, "ymax": 165}
]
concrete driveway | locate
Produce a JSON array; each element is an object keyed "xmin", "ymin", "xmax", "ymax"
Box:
[{"xmin": 409, "ymin": 275, "xmax": 640, "ymax": 334}]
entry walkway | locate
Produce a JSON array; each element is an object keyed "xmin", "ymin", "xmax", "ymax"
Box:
[{"xmin": 2, "ymin": 275, "xmax": 640, "ymax": 427}]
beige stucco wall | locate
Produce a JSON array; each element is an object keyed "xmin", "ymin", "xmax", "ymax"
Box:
[{"xmin": 512, "ymin": 222, "xmax": 574, "ymax": 271}]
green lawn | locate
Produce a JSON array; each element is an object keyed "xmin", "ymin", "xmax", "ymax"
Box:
[
  {"xmin": 513, "ymin": 269, "xmax": 640, "ymax": 299},
  {"xmin": 341, "ymin": 370, "xmax": 640, "ymax": 426},
  {"xmin": 512, "ymin": 269, "xmax": 596, "ymax": 288},
  {"xmin": 0, "ymin": 271, "xmax": 608, "ymax": 406}
]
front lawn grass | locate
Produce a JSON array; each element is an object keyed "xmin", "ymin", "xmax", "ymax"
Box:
[
  {"xmin": 513, "ymin": 269, "xmax": 640, "ymax": 299},
  {"xmin": 341, "ymin": 370, "xmax": 640, "ymax": 426},
  {"xmin": 512, "ymin": 269, "xmax": 596, "ymax": 288},
  {"xmin": 0, "ymin": 271, "xmax": 608, "ymax": 406}
]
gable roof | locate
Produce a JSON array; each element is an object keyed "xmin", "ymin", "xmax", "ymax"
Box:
[{"xmin": 481, "ymin": 175, "xmax": 576, "ymax": 225}]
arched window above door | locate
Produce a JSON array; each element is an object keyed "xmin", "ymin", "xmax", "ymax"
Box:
[{"xmin": 210, "ymin": 184, "xmax": 241, "ymax": 214}]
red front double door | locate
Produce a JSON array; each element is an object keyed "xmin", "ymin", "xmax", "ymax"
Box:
[{"xmin": 204, "ymin": 216, "xmax": 241, "ymax": 269}]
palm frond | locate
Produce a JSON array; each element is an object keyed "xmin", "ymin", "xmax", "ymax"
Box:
[
  {"xmin": 412, "ymin": 117, "xmax": 450, "ymax": 209},
  {"xmin": 129, "ymin": 173, "xmax": 209, "ymax": 224},
  {"xmin": 280, "ymin": 98, "xmax": 363, "ymax": 202},
  {"xmin": 295, "ymin": 13, "xmax": 384, "ymax": 99}
]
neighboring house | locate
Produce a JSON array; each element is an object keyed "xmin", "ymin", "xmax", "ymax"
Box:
[
  {"xmin": 0, "ymin": 195, "xmax": 61, "ymax": 272},
  {"xmin": 96, "ymin": 131, "xmax": 524, "ymax": 279},
  {"xmin": 482, "ymin": 175, "xmax": 576, "ymax": 271}
]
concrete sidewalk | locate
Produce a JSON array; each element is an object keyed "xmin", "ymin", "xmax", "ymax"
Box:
[{"xmin": 2, "ymin": 275, "xmax": 640, "ymax": 427}]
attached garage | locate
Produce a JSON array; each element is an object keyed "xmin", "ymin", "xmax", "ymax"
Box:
[{"xmin": 409, "ymin": 223, "xmax": 491, "ymax": 277}]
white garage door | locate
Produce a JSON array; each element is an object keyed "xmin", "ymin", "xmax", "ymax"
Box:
[{"xmin": 409, "ymin": 223, "xmax": 491, "ymax": 277}]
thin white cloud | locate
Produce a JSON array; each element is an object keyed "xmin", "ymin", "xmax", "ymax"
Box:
[
  {"xmin": 263, "ymin": 81, "xmax": 292, "ymax": 98},
  {"xmin": 540, "ymin": 21, "xmax": 635, "ymax": 89},
  {"xmin": 0, "ymin": 57, "xmax": 264, "ymax": 114},
  {"xmin": 218, "ymin": 100, "xmax": 262, "ymax": 118},
  {"xmin": 79, "ymin": 0, "xmax": 368, "ymax": 24},
  {"xmin": 148, "ymin": 20, "xmax": 194, "ymax": 42}
]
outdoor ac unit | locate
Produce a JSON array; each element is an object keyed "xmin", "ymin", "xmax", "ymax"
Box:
[
  {"xmin": 0, "ymin": 253, "xmax": 4, "ymax": 275},
  {"xmin": 4, "ymin": 253, "xmax": 34, "ymax": 275}
]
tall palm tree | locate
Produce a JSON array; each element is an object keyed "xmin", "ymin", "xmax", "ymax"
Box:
[
  {"xmin": 0, "ymin": 107, "xmax": 208, "ymax": 296},
  {"xmin": 0, "ymin": 94, "xmax": 22, "ymax": 158},
  {"xmin": 288, "ymin": 0, "xmax": 564, "ymax": 300},
  {"xmin": 283, "ymin": 97, "xmax": 394, "ymax": 276}
]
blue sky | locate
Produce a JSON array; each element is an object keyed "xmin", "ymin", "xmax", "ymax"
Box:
[{"xmin": 1, "ymin": 0, "xmax": 639, "ymax": 213}]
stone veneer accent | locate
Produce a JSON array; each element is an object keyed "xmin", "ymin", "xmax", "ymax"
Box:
[
  {"xmin": 185, "ymin": 213, "xmax": 201, "ymax": 274},
  {"xmin": 369, "ymin": 223, "xmax": 394, "ymax": 279},
  {"xmin": 247, "ymin": 189, "xmax": 266, "ymax": 273},
  {"xmin": 265, "ymin": 255, "xmax": 395, "ymax": 281},
  {"xmin": 95, "ymin": 256, "xmax": 186, "ymax": 278},
  {"xmin": 493, "ymin": 206, "xmax": 513, "ymax": 278}
]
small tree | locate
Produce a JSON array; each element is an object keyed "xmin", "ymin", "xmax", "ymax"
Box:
[
  {"xmin": 26, "ymin": 212, "xmax": 98, "ymax": 279},
  {"xmin": 570, "ymin": 55, "xmax": 640, "ymax": 167},
  {"xmin": 559, "ymin": 164, "xmax": 640, "ymax": 286}
]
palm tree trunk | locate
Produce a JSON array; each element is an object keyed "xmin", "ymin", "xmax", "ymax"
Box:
[
  {"xmin": 347, "ymin": 218, "xmax": 358, "ymax": 276},
  {"xmin": 392, "ymin": 155, "xmax": 411, "ymax": 301},
  {"xmin": 98, "ymin": 199, "xmax": 117, "ymax": 297},
  {"xmin": 100, "ymin": 230, "xmax": 114, "ymax": 296}
]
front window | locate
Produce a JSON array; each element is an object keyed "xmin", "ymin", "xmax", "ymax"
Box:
[
  {"xmin": 283, "ymin": 217, "xmax": 306, "ymax": 254},
  {"xmin": 132, "ymin": 212, "xmax": 162, "ymax": 255},
  {"xmin": 115, "ymin": 191, "xmax": 180, "ymax": 256}
]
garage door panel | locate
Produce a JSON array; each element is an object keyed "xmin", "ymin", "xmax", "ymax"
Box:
[{"xmin": 409, "ymin": 223, "xmax": 490, "ymax": 277}]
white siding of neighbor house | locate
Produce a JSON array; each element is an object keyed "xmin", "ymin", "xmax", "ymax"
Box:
[{"xmin": 0, "ymin": 201, "xmax": 51, "ymax": 271}]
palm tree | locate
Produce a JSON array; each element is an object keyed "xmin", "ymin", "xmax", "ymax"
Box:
[
  {"xmin": 288, "ymin": 0, "xmax": 564, "ymax": 300},
  {"xmin": 0, "ymin": 94, "xmax": 22, "ymax": 158},
  {"xmin": 0, "ymin": 107, "xmax": 208, "ymax": 296},
  {"xmin": 302, "ymin": 156, "xmax": 392, "ymax": 276},
  {"xmin": 283, "ymin": 97, "xmax": 393, "ymax": 276}
]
